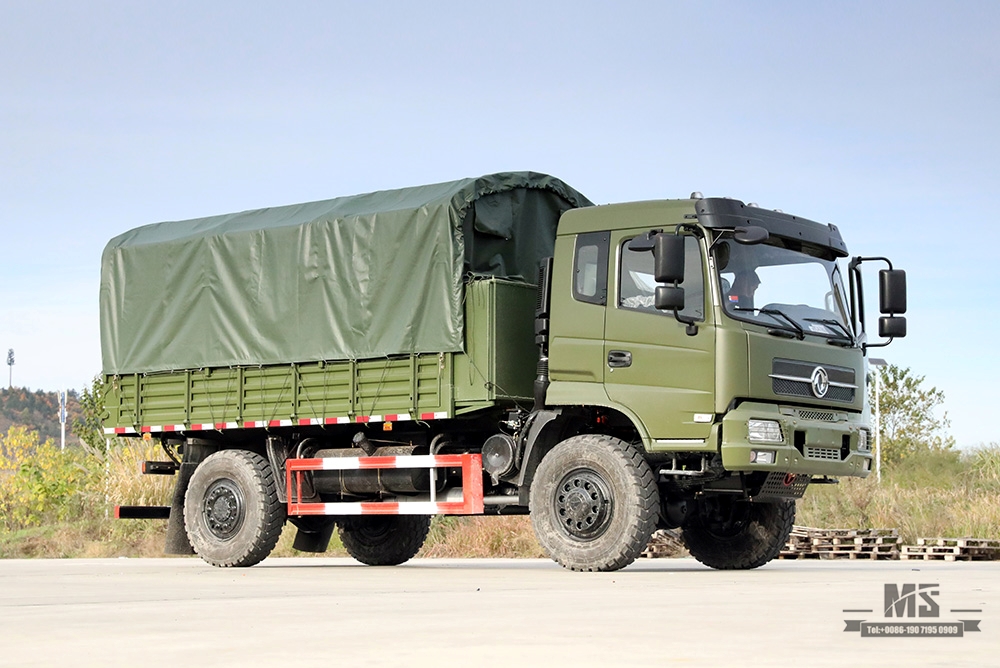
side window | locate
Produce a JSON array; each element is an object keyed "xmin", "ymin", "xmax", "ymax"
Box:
[
  {"xmin": 619, "ymin": 236, "xmax": 705, "ymax": 320},
  {"xmin": 573, "ymin": 232, "xmax": 610, "ymax": 305}
]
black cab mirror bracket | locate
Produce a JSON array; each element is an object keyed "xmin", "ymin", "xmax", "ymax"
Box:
[
  {"xmin": 848, "ymin": 256, "xmax": 907, "ymax": 351},
  {"xmin": 733, "ymin": 225, "xmax": 769, "ymax": 245},
  {"xmin": 645, "ymin": 228, "xmax": 698, "ymax": 336}
]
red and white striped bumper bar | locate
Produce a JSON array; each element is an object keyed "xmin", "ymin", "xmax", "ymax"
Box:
[
  {"xmin": 104, "ymin": 411, "xmax": 450, "ymax": 435},
  {"xmin": 285, "ymin": 453, "xmax": 484, "ymax": 516}
]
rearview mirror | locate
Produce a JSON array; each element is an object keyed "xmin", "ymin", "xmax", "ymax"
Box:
[
  {"xmin": 879, "ymin": 316, "xmax": 907, "ymax": 338},
  {"xmin": 879, "ymin": 269, "xmax": 907, "ymax": 314},
  {"xmin": 655, "ymin": 285, "xmax": 685, "ymax": 311},
  {"xmin": 654, "ymin": 234, "xmax": 685, "ymax": 283}
]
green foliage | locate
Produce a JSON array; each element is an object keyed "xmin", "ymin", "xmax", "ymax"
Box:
[
  {"xmin": 0, "ymin": 425, "xmax": 100, "ymax": 530},
  {"xmin": 73, "ymin": 375, "xmax": 108, "ymax": 452},
  {"xmin": 886, "ymin": 448, "xmax": 963, "ymax": 489},
  {"xmin": 963, "ymin": 442, "xmax": 1000, "ymax": 492},
  {"xmin": 868, "ymin": 364, "xmax": 954, "ymax": 466}
]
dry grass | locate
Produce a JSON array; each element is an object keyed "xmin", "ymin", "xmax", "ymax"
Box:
[
  {"xmin": 419, "ymin": 516, "xmax": 546, "ymax": 558},
  {"xmin": 797, "ymin": 445, "xmax": 1000, "ymax": 543},
  {"xmin": 0, "ymin": 519, "xmax": 168, "ymax": 559},
  {"xmin": 102, "ymin": 439, "xmax": 175, "ymax": 508}
]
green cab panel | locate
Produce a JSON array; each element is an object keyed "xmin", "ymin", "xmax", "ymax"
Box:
[
  {"xmin": 549, "ymin": 201, "xmax": 719, "ymax": 446},
  {"xmin": 603, "ymin": 228, "xmax": 714, "ymax": 443},
  {"xmin": 548, "ymin": 234, "xmax": 607, "ymax": 384}
]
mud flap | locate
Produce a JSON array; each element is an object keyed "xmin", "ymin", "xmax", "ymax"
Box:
[
  {"xmin": 290, "ymin": 517, "xmax": 336, "ymax": 553},
  {"xmin": 164, "ymin": 461, "xmax": 197, "ymax": 555},
  {"xmin": 164, "ymin": 441, "xmax": 213, "ymax": 555}
]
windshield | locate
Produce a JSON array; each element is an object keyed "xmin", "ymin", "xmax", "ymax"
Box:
[{"xmin": 714, "ymin": 236, "xmax": 852, "ymax": 340}]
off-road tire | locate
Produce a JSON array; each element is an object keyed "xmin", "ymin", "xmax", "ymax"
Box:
[
  {"xmin": 529, "ymin": 434, "xmax": 658, "ymax": 572},
  {"xmin": 682, "ymin": 497, "xmax": 795, "ymax": 570},
  {"xmin": 184, "ymin": 449, "xmax": 286, "ymax": 568},
  {"xmin": 337, "ymin": 516, "xmax": 432, "ymax": 566}
]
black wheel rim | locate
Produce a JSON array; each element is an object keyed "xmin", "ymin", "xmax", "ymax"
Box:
[
  {"xmin": 554, "ymin": 468, "xmax": 613, "ymax": 540},
  {"xmin": 203, "ymin": 478, "xmax": 245, "ymax": 540}
]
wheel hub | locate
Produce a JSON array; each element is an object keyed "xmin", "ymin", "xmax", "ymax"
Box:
[
  {"xmin": 203, "ymin": 479, "xmax": 245, "ymax": 540},
  {"xmin": 554, "ymin": 469, "xmax": 612, "ymax": 540}
]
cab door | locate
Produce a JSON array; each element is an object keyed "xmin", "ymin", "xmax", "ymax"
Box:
[{"xmin": 603, "ymin": 229, "xmax": 715, "ymax": 442}]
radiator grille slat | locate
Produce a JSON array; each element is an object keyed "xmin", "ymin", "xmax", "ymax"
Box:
[{"xmin": 770, "ymin": 359, "xmax": 855, "ymax": 403}]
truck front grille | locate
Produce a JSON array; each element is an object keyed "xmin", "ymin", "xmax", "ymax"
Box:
[{"xmin": 770, "ymin": 359, "xmax": 856, "ymax": 403}]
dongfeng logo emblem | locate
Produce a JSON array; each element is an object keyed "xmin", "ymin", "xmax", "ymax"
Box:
[{"xmin": 811, "ymin": 366, "xmax": 830, "ymax": 398}]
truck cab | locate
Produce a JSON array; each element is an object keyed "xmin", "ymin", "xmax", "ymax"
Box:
[
  {"xmin": 547, "ymin": 196, "xmax": 885, "ymax": 478},
  {"xmin": 518, "ymin": 195, "xmax": 905, "ymax": 570}
]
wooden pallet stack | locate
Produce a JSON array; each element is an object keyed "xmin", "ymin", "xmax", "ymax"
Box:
[
  {"xmin": 642, "ymin": 526, "xmax": 1000, "ymax": 562},
  {"xmin": 779, "ymin": 526, "xmax": 901, "ymax": 560},
  {"xmin": 642, "ymin": 529, "xmax": 687, "ymax": 558},
  {"xmin": 900, "ymin": 537, "xmax": 1000, "ymax": 561}
]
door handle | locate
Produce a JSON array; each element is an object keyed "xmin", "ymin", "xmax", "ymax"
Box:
[{"xmin": 608, "ymin": 350, "xmax": 632, "ymax": 368}]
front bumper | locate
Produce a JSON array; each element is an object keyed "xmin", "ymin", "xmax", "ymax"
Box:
[{"xmin": 719, "ymin": 401, "xmax": 872, "ymax": 478}]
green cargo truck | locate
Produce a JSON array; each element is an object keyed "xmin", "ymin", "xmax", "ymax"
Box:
[{"xmin": 102, "ymin": 172, "xmax": 906, "ymax": 571}]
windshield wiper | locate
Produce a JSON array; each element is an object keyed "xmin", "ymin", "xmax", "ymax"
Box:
[
  {"xmin": 758, "ymin": 307, "xmax": 805, "ymax": 340},
  {"xmin": 805, "ymin": 317, "xmax": 855, "ymax": 347}
]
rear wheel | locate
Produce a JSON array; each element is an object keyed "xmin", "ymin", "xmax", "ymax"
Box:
[
  {"xmin": 184, "ymin": 449, "xmax": 286, "ymax": 567},
  {"xmin": 337, "ymin": 516, "xmax": 431, "ymax": 566},
  {"xmin": 529, "ymin": 434, "xmax": 657, "ymax": 572},
  {"xmin": 682, "ymin": 496, "xmax": 795, "ymax": 570}
]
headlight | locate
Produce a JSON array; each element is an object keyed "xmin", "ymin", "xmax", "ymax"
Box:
[
  {"xmin": 858, "ymin": 429, "xmax": 870, "ymax": 452},
  {"xmin": 747, "ymin": 419, "xmax": 783, "ymax": 444}
]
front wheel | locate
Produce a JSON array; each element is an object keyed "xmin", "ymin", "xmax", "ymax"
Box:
[
  {"xmin": 337, "ymin": 516, "xmax": 431, "ymax": 566},
  {"xmin": 529, "ymin": 435, "xmax": 658, "ymax": 572},
  {"xmin": 682, "ymin": 497, "xmax": 795, "ymax": 570},
  {"xmin": 184, "ymin": 449, "xmax": 286, "ymax": 567}
]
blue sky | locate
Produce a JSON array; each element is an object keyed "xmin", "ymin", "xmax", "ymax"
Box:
[{"xmin": 1, "ymin": 1, "xmax": 997, "ymax": 447}]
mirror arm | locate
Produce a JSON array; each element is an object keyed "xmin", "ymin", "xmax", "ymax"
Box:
[
  {"xmin": 853, "ymin": 255, "xmax": 895, "ymax": 271},
  {"xmin": 848, "ymin": 256, "xmax": 864, "ymax": 339},
  {"xmin": 674, "ymin": 312, "xmax": 699, "ymax": 336},
  {"xmin": 676, "ymin": 223, "xmax": 703, "ymax": 237},
  {"xmin": 863, "ymin": 337, "xmax": 894, "ymax": 351}
]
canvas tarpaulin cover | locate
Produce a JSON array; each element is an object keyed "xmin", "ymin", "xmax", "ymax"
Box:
[{"xmin": 101, "ymin": 172, "xmax": 591, "ymax": 375}]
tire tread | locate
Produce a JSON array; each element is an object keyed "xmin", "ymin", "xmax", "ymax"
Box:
[
  {"xmin": 530, "ymin": 434, "xmax": 658, "ymax": 572},
  {"xmin": 682, "ymin": 498, "xmax": 795, "ymax": 570},
  {"xmin": 184, "ymin": 450, "xmax": 285, "ymax": 568}
]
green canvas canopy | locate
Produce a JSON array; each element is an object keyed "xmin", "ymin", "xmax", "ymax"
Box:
[{"xmin": 100, "ymin": 172, "xmax": 591, "ymax": 375}]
